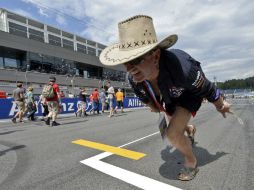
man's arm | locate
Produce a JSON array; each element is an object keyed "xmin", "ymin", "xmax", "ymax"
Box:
[
  {"xmin": 186, "ymin": 62, "xmax": 231, "ymax": 117},
  {"xmin": 212, "ymin": 95, "xmax": 231, "ymax": 118},
  {"xmin": 55, "ymin": 85, "xmax": 61, "ymax": 103}
]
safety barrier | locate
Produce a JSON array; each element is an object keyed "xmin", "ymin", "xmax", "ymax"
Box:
[{"xmin": 0, "ymin": 97, "xmax": 144, "ymax": 119}]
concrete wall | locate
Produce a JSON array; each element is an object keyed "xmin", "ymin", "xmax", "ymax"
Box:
[{"xmin": 0, "ymin": 69, "xmax": 128, "ymax": 90}]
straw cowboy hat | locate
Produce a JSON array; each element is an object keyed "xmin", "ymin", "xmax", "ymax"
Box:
[{"xmin": 100, "ymin": 15, "xmax": 178, "ymax": 66}]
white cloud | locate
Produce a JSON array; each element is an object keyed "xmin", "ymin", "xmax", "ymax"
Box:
[
  {"xmin": 38, "ymin": 8, "xmax": 49, "ymax": 17},
  {"xmin": 11, "ymin": 8, "xmax": 33, "ymax": 19},
  {"xmin": 56, "ymin": 14, "xmax": 66, "ymax": 25},
  {"xmin": 21, "ymin": 0, "xmax": 254, "ymax": 81}
]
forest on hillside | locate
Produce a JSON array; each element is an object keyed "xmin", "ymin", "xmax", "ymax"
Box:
[{"xmin": 217, "ymin": 76, "xmax": 254, "ymax": 90}]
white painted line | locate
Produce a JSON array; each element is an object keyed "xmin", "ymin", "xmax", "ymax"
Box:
[
  {"xmin": 119, "ymin": 131, "xmax": 160, "ymax": 148},
  {"xmin": 81, "ymin": 159, "xmax": 181, "ymax": 190},
  {"xmin": 237, "ymin": 117, "xmax": 244, "ymax": 125},
  {"xmin": 80, "ymin": 131, "xmax": 182, "ymax": 190},
  {"xmin": 231, "ymin": 112, "xmax": 244, "ymax": 126}
]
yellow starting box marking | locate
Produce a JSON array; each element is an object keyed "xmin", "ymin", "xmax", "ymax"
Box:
[{"xmin": 72, "ymin": 139, "xmax": 146, "ymax": 160}]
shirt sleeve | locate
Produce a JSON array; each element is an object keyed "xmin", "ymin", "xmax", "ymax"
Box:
[
  {"xmin": 166, "ymin": 49, "xmax": 221, "ymax": 102},
  {"xmin": 185, "ymin": 62, "xmax": 221, "ymax": 102},
  {"xmin": 54, "ymin": 84, "xmax": 60, "ymax": 94}
]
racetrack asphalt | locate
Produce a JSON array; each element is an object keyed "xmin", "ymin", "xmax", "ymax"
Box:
[{"xmin": 0, "ymin": 99, "xmax": 253, "ymax": 190}]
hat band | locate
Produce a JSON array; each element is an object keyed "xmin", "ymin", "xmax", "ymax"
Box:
[{"xmin": 119, "ymin": 39, "xmax": 157, "ymax": 50}]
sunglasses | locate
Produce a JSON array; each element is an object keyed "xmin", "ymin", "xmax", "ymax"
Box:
[{"xmin": 127, "ymin": 51, "xmax": 154, "ymax": 66}]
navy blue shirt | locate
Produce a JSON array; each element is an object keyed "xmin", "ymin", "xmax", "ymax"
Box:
[
  {"xmin": 78, "ymin": 92, "xmax": 87, "ymax": 102},
  {"xmin": 129, "ymin": 49, "xmax": 220, "ymax": 115}
]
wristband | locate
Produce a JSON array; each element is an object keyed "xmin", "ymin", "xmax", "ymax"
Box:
[{"xmin": 214, "ymin": 89, "xmax": 221, "ymax": 101}]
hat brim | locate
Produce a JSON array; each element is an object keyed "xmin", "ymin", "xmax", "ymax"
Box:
[{"xmin": 100, "ymin": 34, "xmax": 177, "ymax": 66}]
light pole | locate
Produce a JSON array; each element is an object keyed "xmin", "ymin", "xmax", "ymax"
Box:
[
  {"xmin": 15, "ymin": 69, "xmax": 18, "ymax": 84},
  {"xmin": 25, "ymin": 64, "xmax": 29, "ymax": 88},
  {"xmin": 213, "ymin": 76, "xmax": 217, "ymax": 86},
  {"xmin": 71, "ymin": 75, "xmax": 75, "ymax": 96}
]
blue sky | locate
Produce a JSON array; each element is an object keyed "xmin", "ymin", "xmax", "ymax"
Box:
[{"xmin": 0, "ymin": 0, "xmax": 254, "ymax": 82}]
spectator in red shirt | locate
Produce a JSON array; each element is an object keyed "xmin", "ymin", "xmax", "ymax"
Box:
[
  {"xmin": 45, "ymin": 76, "xmax": 61, "ymax": 126},
  {"xmin": 92, "ymin": 88, "xmax": 100, "ymax": 114}
]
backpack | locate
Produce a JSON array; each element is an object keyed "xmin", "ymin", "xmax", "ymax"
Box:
[{"xmin": 42, "ymin": 84, "xmax": 55, "ymax": 98}]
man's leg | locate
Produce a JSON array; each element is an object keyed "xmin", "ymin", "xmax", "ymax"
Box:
[
  {"xmin": 18, "ymin": 111, "xmax": 23, "ymax": 121},
  {"xmin": 108, "ymin": 100, "xmax": 113, "ymax": 117},
  {"xmin": 91, "ymin": 101, "xmax": 95, "ymax": 114},
  {"xmin": 52, "ymin": 102, "xmax": 58, "ymax": 122},
  {"xmin": 13, "ymin": 102, "xmax": 20, "ymax": 119},
  {"xmin": 19, "ymin": 103, "xmax": 25, "ymax": 122},
  {"xmin": 76, "ymin": 105, "xmax": 81, "ymax": 117},
  {"xmin": 45, "ymin": 102, "xmax": 53, "ymax": 125},
  {"xmin": 185, "ymin": 124, "xmax": 195, "ymax": 134},
  {"xmin": 51, "ymin": 102, "xmax": 60, "ymax": 126},
  {"xmin": 14, "ymin": 112, "xmax": 19, "ymax": 119},
  {"xmin": 101, "ymin": 102, "xmax": 105, "ymax": 113},
  {"xmin": 30, "ymin": 110, "xmax": 36, "ymax": 121},
  {"xmin": 96, "ymin": 102, "xmax": 100, "ymax": 114},
  {"xmin": 166, "ymin": 106, "xmax": 197, "ymax": 168},
  {"xmin": 120, "ymin": 101, "xmax": 123, "ymax": 113},
  {"xmin": 185, "ymin": 124, "xmax": 196, "ymax": 145},
  {"xmin": 12, "ymin": 106, "xmax": 19, "ymax": 122},
  {"xmin": 84, "ymin": 103, "xmax": 87, "ymax": 116}
]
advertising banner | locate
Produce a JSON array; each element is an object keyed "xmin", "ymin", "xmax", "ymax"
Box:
[{"xmin": 0, "ymin": 97, "xmax": 144, "ymax": 119}]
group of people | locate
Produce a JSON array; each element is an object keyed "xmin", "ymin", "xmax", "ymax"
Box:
[
  {"xmin": 11, "ymin": 83, "xmax": 37, "ymax": 123},
  {"xmin": 11, "ymin": 75, "xmax": 126, "ymax": 127},
  {"xmin": 75, "ymin": 85, "xmax": 124, "ymax": 118},
  {"xmin": 11, "ymin": 76, "xmax": 61, "ymax": 127}
]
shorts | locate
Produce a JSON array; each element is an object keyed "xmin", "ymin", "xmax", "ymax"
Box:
[
  {"xmin": 166, "ymin": 93, "xmax": 203, "ymax": 117},
  {"xmin": 116, "ymin": 101, "xmax": 123, "ymax": 107},
  {"xmin": 15, "ymin": 101, "xmax": 25, "ymax": 112},
  {"xmin": 47, "ymin": 101, "xmax": 59, "ymax": 114},
  {"xmin": 108, "ymin": 98, "xmax": 114, "ymax": 108},
  {"xmin": 77, "ymin": 101, "xmax": 86, "ymax": 109}
]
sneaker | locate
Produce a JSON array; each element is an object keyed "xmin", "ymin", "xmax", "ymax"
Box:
[
  {"xmin": 11, "ymin": 117, "xmax": 16, "ymax": 123},
  {"xmin": 51, "ymin": 121, "xmax": 60, "ymax": 126},
  {"xmin": 45, "ymin": 117, "xmax": 50, "ymax": 125}
]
